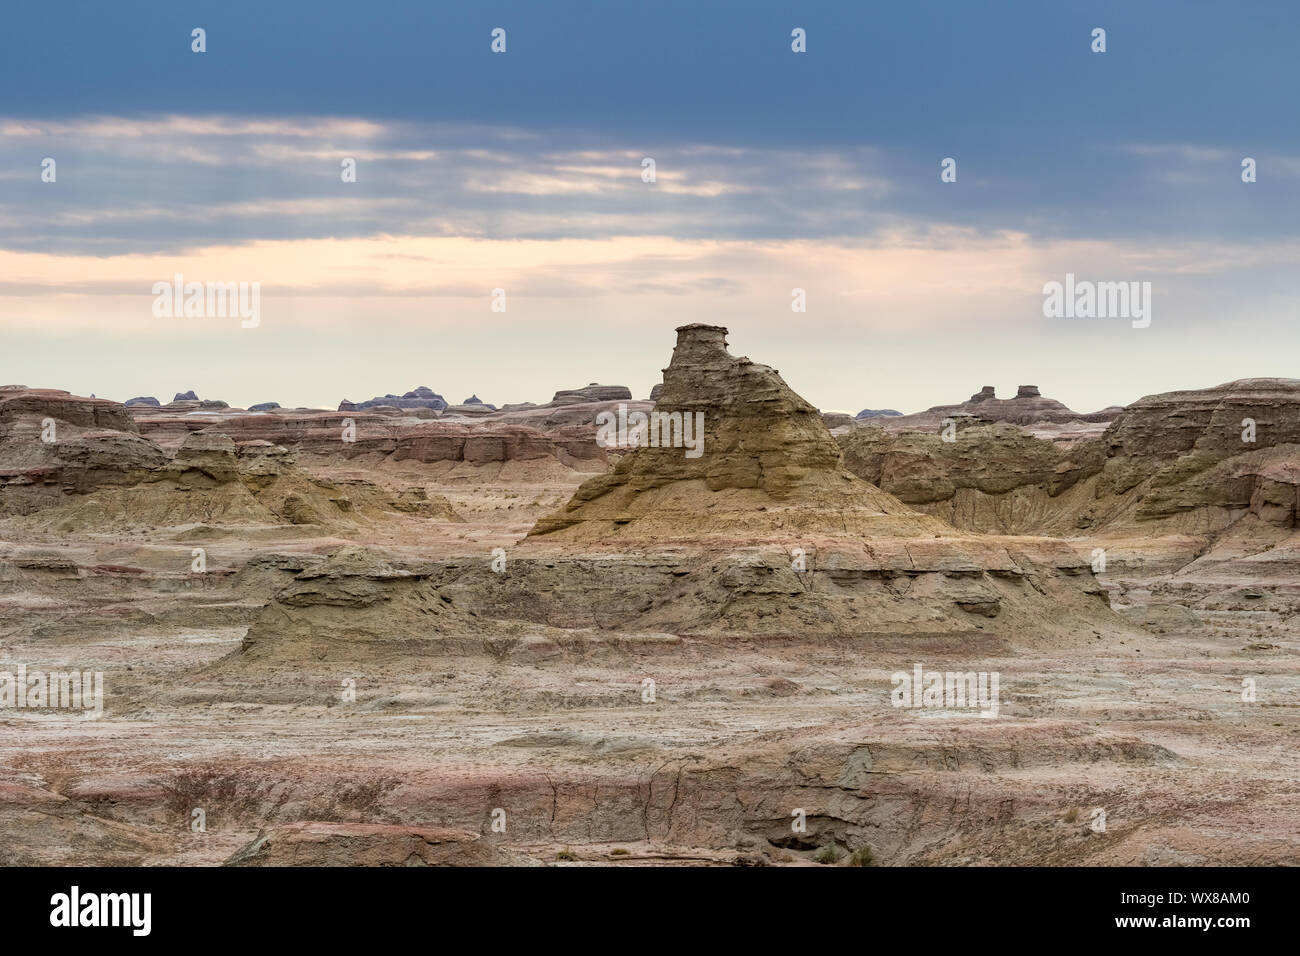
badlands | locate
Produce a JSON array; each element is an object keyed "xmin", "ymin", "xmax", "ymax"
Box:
[{"xmin": 1, "ymin": 325, "xmax": 1297, "ymax": 866}]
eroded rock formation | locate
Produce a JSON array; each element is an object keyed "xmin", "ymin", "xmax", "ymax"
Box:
[{"xmin": 876, "ymin": 384, "xmax": 1122, "ymax": 431}]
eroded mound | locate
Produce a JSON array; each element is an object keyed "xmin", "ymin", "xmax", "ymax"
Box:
[
  {"xmin": 223, "ymin": 328, "xmax": 1134, "ymax": 659},
  {"xmin": 530, "ymin": 325, "xmax": 946, "ymax": 542},
  {"xmin": 0, "ymin": 389, "xmax": 462, "ymax": 533}
]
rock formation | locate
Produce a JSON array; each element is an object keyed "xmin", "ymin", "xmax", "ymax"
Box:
[
  {"xmin": 225, "ymin": 823, "xmax": 538, "ymax": 866},
  {"xmin": 0, "ymin": 388, "xmax": 164, "ymax": 511},
  {"xmin": 414, "ymin": 326, "xmax": 1125, "ymax": 645},
  {"xmin": 346, "ymin": 386, "xmax": 448, "ymax": 412},
  {"xmin": 551, "ymin": 384, "xmax": 632, "ymax": 405},
  {"xmin": 13, "ymin": 341, "xmax": 1297, "ymax": 869},
  {"xmin": 840, "ymin": 377, "xmax": 1300, "ymax": 542},
  {"xmin": 1, "ymin": 386, "xmax": 135, "ymax": 431},
  {"xmin": 529, "ymin": 325, "xmax": 941, "ymax": 541},
  {"xmin": 126, "ymin": 406, "xmax": 611, "ymax": 475},
  {"xmin": 0, "ymin": 388, "xmax": 461, "ymax": 531},
  {"xmin": 442, "ymin": 401, "xmax": 496, "ymax": 417},
  {"xmin": 238, "ymin": 547, "xmax": 468, "ymax": 661},
  {"xmin": 839, "ymin": 423, "xmax": 1099, "ymax": 534},
  {"xmin": 821, "ymin": 411, "xmax": 857, "ymax": 429},
  {"xmin": 875, "ymin": 385, "xmax": 1122, "ymax": 431}
]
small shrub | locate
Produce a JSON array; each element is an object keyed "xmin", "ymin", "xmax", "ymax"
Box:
[
  {"xmin": 847, "ymin": 846, "xmax": 874, "ymax": 867},
  {"xmin": 812, "ymin": 845, "xmax": 843, "ymax": 864},
  {"xmin": 555, "ymin": 849, "xmax": 576, "ymax": 861}
]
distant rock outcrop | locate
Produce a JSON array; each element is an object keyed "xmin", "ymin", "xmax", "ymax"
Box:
[
  {"xmin": 821, "ymin": 412, "xmax": 857, "ymax": 429},
  {"xmin": 0, "ymin": 388, "xmax": 167, "ymax": 508},
  {"xmin": 839, "ymin": 423, "xmax": 1097, "ymax": 526},
  {"xmin": 173, "ymin": 390, "xmax": 198, "ymax": 402},
  {"xmin": 156, "ymin": 395, "xmax": 230, "ymax": 411},
  {"xmin": 854, "ymin": 408, "xmax": 902, "ymax": 419},
  {"xmin": 393, "ymin": 422, "xmax": 603, "ymax": 465},
  {"xmin": 348, "ymin": 386, "xmax": 448, "ymax": 412},
  {"xmin": 551, "ymin": 384, "xmax": 632, "ymax": 406},
  {"xmin": 877, "ymin": 385, "xmax": 1122, "ymax": 430},
  {"xmin": 249, "ymin": 402, "xmax": 281, "ymax": 412},
  {"xmin": 839, "ymin": 377, "xmax": 1300, "ymax": 543},
  {"xmin": 127, "ymin": 406, "xmax": 610, "ymax": 473},
  {"xmin": 442, "ymin": 402, "xmax": 496, "ymax": 417},
  {"xmin": 125, "ymin": 397, "xmax": 161, "ymax": 408},
  {"xmin": 0, "ymin": 387, "xmax": 136, "ymax": 432}
]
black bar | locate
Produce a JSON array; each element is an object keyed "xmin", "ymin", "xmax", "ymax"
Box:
[{"xmin": 5, "ymin": 866, "xmax": 1280, "ymax": 942}]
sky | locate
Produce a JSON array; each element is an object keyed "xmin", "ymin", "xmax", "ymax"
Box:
[{"xmin": 1, "ymin": 0, "xmax": 1297, "ymax": 414}]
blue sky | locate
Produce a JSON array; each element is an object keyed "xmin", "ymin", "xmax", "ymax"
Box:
[{"xmin": 1, "ymin": 1, "xmax": 1297, "ymax": 412}]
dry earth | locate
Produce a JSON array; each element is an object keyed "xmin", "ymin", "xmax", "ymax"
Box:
[{"xmin": 1, "ymin": 332, "xmax": 1296, "ymax": 867}]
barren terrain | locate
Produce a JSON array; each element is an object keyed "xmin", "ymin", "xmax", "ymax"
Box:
[{"xmin": 2, "ymin": 328, "xmax": 1297, "ymax": 866}]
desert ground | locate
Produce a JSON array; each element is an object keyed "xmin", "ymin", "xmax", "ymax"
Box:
[{"xmin": 2, "ymin": 325, "xmax": 1297, "ymax": 866}]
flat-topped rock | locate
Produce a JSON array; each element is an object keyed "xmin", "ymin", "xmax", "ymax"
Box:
[
  {"xmin": 348, "ymin": 387, "xmax": 448, "ymax": 412},
  {"xmin": 878, "ymin": 384, "xmax": 1122, "ymax": 430},
  {"xmin": 0, "ymin": 387, "xmax": 136, "ymax": 432},
  {"xmin": 551, "ymin": 384, "xmax": 633, "ymax": 405}
]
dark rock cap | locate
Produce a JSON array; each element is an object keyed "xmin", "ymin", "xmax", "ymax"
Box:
[
  {"xmin": 674, "ymin": 323, "xmax": 729, "ymax": 350},
  {"xmin": 348, "ymin": 388, "xmax": 447, "ymax": 412}
]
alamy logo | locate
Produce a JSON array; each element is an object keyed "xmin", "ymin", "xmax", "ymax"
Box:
[
  {"xmin": 596, "ymin": 403, "xmax": 705, "ymax": 459},
  {"xmin": 0, "ymin": 664, "xmax": 103, "ymax": 718},
  {"xmin": 50, "ymin": 886, "xmax": 151, "ymax": 936},
  {"xmin": 891, "ymin": 663, "xmax": 999, "ymax": 718},
  {"xmin": 1043, "ymin": 273, "xmax": 1151, "ymax": 329},
  {"xmin": 152, "ymin": 273, "xmax": 260, "ymax": 328}
]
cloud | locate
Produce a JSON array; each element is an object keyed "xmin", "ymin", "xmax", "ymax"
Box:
[
  {"xmin": 4, "ymin": 114, "xmax": 1298, "ymax": 264},
  {"xmin": 0, "ymin": 115, "xmax": 891, "ymax": 255},
  {"xmin": 3, "ymin": 229, "xmax": 1296, "ymax": 339}
]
